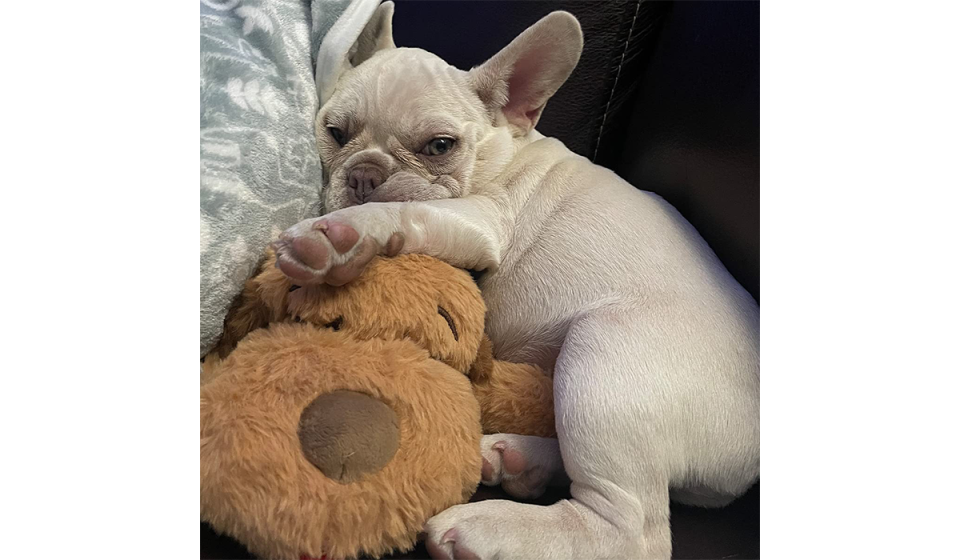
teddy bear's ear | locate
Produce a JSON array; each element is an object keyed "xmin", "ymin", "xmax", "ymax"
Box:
[
  {"xmin": 209, "ymin": 251, "xmax": 277, "ymax": 360},
  {"xmin": 468, "ymin": 335, "xmax": 557, "ymax": 438},
  {"xmin": 200, "ymin": 353, "xmax": 225, "ymax": 385},
  {"xmin": 468, "ymin": 334, "xmax": 495, "ymax": 383},
  {"xmin": 211, "ymin": 281, "xmax": 271, "ymax": 359}
]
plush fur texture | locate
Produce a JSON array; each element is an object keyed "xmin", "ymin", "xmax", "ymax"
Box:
[
  {"xmin": 470, "ymin": 335, "xmax": 555, "ymax": 438},
  {"xmin": 201, "ymin": 251, "xmax": 555, "ymax": 559},
  {"xmin": 213, "ymin": 249, "xmax": 487, "ymax": 376},
  {"xmin": 202, "ymin": 326, "xmax": 481, "ymax": 560}
]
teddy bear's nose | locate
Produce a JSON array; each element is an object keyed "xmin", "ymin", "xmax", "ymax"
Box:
[{"xmin": 297, "ymin": 390, "xmax": 400, "ymax": 484}]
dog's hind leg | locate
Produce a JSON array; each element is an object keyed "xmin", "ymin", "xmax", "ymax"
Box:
[
  {"xmin": 426, "ymin": 302, "xmax": 758, "ymax": 559},
  {"xmin": 425, "ymin": 309, "xmax": 687, "ymax": 559}
]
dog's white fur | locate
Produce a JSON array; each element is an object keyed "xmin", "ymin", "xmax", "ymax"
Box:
[{"xmin": 278, "ymin": 5, "xmax": 759, "ymax": 558}]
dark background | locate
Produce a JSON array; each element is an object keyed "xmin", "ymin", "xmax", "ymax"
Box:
[{"xmin": 203, "ymin": 1, "xmax": 760, "ymax": 558}]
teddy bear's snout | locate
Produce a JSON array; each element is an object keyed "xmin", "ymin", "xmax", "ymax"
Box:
[{"xmin": 297, "ymin": 390, "xmax": 400, "ymax": 484}]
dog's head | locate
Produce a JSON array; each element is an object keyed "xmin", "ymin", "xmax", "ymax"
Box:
[{"xmin": 317, "ymin": 2, "xmax": 583, "ymax": 211}]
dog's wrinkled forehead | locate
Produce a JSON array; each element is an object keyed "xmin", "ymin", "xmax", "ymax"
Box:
[{"xmin": 324, "ymin": 48, "xmax": 486, "ymax": 129}]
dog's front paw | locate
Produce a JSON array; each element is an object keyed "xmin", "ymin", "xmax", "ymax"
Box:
[{"xmin": 273, "ymin": 212, "xmax": 404, "ymax": 286}]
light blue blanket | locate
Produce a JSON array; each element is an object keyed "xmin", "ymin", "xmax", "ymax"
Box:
[{"xmin": 200, "ymin": 0, "xmax": 354, "ymax": 357}]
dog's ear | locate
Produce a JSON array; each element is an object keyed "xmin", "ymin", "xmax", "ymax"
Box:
[
  {"xmin": 349, "ymin": 0, "xmax": 396, "ymax": 67},
  {"xmin": 316, "ymin": 0, "xmax": 396, "ymax": 105},
  {"xmin": 468, "ymin": 11, "xmax": 583, "ymax": 135}
]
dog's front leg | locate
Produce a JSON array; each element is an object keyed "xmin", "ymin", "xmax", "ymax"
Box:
[{"xmin": 273, "ymin": 197, "xmax": 508, "ymax": 286}]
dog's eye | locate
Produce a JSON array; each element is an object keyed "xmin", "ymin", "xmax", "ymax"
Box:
[
  {"xmin": 288, "ymin": 285, "xmax": 301, "ymax": 293},
  {"xmin": 437, "ymin": 306, "xmax": 459, "ymax": 341},
  {"xmin": 324, "ymin": 316, "xmax": 344, "ymax": 331},
  {"xmin": 328, "ymin": 127, "xmax": 347, "ymax": 147},
  {"xmin": 421, "ymin": 137, "xmax": 455, "ymax": 156}
]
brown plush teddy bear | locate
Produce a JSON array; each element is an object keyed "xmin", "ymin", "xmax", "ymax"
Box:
[{"xmin": 201, "ymin": 250, "xmax": 554, "ymax": 560}]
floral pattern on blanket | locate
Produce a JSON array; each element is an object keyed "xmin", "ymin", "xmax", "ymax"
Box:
[{"xmin": 200, "ymin": 0, "xmax": 350, "ymax": 357}]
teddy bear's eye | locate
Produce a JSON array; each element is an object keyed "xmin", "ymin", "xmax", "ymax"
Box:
[
  {"xmin": 324, "ymin": 316, "xmax": 343, "ymax": 331},
  {"xmin": 437, "ymin": 306, "xmax": 458, "ymax": 341}
]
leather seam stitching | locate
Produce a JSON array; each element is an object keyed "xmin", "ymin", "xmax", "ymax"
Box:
[{"xmin": 592, "ymin": 0, "xmax": 642, "ymax": 162}]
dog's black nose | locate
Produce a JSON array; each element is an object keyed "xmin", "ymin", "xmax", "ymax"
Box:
[{"xmin": 347, "ymin": 165, "xmax": 385, "ymax": 203}]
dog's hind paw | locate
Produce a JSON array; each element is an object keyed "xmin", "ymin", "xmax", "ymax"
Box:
[{"xmin": 480, "ymin": 434, "xmax": 564, "ymax": 499}]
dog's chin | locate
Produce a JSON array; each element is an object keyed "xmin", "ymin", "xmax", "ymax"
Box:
[
  {"xmin": 327, "ymin": 189, "xmax": 454, "ymax": 211},
  {"xmin": 368, "ymin": 189, "xmax": 432, "ymax": 204},
  {"xmin": 328, "ymin": 192, "xmax": 413, "ymax": 210},
  {"xmin": 324, "ymin": 187, "xmax": 420, "ymax": 211}
]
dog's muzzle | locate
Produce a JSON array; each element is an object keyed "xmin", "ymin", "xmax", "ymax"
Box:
[{"xmin": 346, "ymin": 165, "xmax": 385, "ymax": 204}]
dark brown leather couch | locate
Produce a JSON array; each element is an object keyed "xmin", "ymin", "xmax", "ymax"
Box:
[{"xmin": 202, "ymin": 1, "xmax": 759, "ymax": 557}]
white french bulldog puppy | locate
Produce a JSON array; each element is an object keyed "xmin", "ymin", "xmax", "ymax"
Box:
[{"xmin": 275, "ymin": 3, "xmax": 759, "ymax": 559}]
